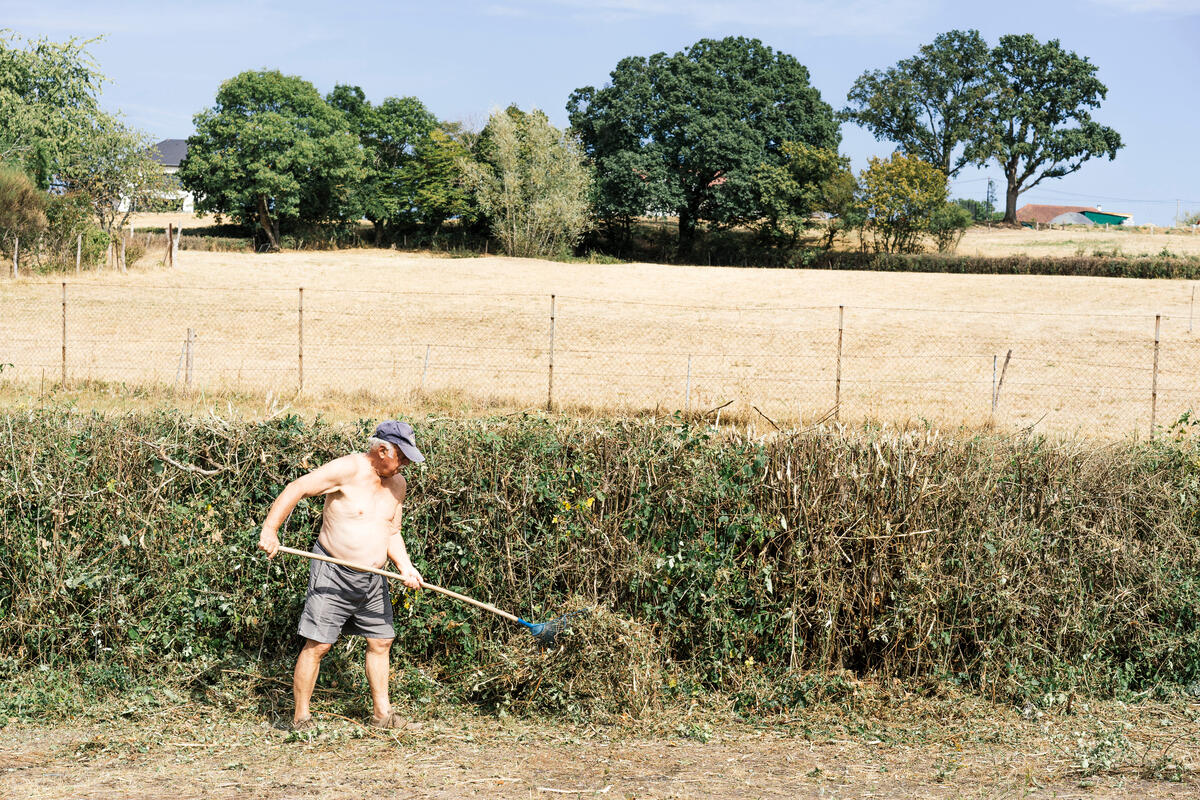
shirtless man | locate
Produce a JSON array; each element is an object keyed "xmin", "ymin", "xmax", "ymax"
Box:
[{"xmin": 257, "ymin": 420, "xmax": 424, "ymax": 730}]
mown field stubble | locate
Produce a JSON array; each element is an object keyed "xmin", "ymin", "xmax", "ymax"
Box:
[{"xmin": 4, "ymin": 236, "xmax": 1199, "ymax": 436}]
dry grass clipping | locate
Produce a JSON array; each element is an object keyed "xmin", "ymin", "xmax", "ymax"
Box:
[{"xmin": 464, "ymin": 599, "xmax": 663, "ymax": 720}]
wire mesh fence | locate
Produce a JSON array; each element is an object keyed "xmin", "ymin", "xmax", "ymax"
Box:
[{"xmin": 1, "ymin": 280, "xmax": 1195, "ymax": 438}]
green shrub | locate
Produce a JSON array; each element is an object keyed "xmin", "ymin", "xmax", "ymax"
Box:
[
  {"xmin": 0, "ymin": 165, "xmax": 47, "ymax": 246},
  {"xmin": 929, "ymin": 203, "xmax": 973, "ymax": 253}
]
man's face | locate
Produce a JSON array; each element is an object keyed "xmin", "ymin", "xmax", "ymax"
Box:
[{"xmin": 373, "ymin": 443, "xmax": 408, "ymax": 478}]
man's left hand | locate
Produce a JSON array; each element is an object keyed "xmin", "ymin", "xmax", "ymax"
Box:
[{"xmin": 397, "ymin": 565, "xmax": 423, "ymax": 589}]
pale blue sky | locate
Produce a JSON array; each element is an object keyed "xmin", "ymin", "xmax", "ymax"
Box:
[{"xmin": 6, "ymin": 0, "xmax": 1199, "ymax": 224}]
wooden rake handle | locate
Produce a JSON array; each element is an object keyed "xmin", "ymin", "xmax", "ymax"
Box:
[{"xmin": 275, "ymin": 544, "xmax": 520, "ymax": 624}]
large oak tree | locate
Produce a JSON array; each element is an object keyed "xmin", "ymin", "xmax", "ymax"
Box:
[
  {"xmin": 981, "ymin": 34, "xmax": 1122, "ymax": 223},
  {"xmin": 326, "ymin": 85, "xmax": 437, "ymax": 242},
  {"xmin": 179, "ymin": 70, "xmax": 363, "ymax": 250},
  {"xmin": 568, "ymin": 37, "xmax": 839, "ymax": 256},
  {"xmin": 843, "ymin": 29, "xmax": 991, "ymax": 178},
  {"xmin": 845, "ymin": 31, "xmax": 1122, "ymax": 224}
]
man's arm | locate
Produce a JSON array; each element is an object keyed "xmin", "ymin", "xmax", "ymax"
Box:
[
  {"xmin": 385, "ymin": 476, "xmax": 422, "ymax": 589},
  {"xmin": 258, "ymin": 456, "xmax": 356, "ymax": 558}
]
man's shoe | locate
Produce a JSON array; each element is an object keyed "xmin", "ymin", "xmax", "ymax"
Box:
[{"xmin": 368, "ymin": 711, "xmax": 406, "ymax": 730}]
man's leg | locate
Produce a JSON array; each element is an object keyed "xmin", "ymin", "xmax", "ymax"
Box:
[
  {"xmin": 293, "ymin": 638, "xmax": 333, "ymax": 724},
  {"xmin": 364, "ymin": 636, "xmax": 395, "ymax": 722}
]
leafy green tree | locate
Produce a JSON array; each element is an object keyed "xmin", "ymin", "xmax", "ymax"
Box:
[
  {"xmin": 0, "ymin": 33, "xmax": 105, "ymax": 188},
  {"xmin": 980, "ymin": 35, "xmax": 1122, "ymax": 223},
  {"xmin": 400, "ymin": 125, "xmax": 475, "ymax": 234},
  {"xmin": 859, "ymin": 153, "xmax": 949, "ymax": 253},
  {"xmin": 952, "ymin": 197, "xmax": 996, "ymax": 223},
  {"xmin": 463, "ymin": 107, "xmax": 591, "ymax": 258},
  {"xmin": 568, "ymin": 36, "xmax": 839, "ymax": 257},
  {"xmin": 60, "ymin": 114, "xmax": 168, "ymax": 240},
  {"xmin": 751, "ymin": 142, "xmax": 857, "ymax": 249},
  {"xmin": 928, "ymin": 202, "xmax": 974, "ymax": 253},
  {"xmin": 844, "ymin": 29, "xmax": 991, "ymax": 178},
  {"xmin": 179, "ymin": 70, "xmax": 363, "ymax": 250},
  {"xmin": 566, "ymin": 59, "xmax": 668, "ymax": 249},
  {"xmin": 327, "ymin": 85, "xmax": 437, "ymax": 242}
]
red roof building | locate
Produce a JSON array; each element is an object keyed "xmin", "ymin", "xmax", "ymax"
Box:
[{"xmin": 1016, "ymin": 204, "xmax": 1098, "ymax": 225}]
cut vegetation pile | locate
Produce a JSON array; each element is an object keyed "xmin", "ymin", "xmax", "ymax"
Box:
[
  {"xmin": 3, "ymin": 409, "xmax": 1200, "ymax": 717},
  {"xmin": 466, "ymin": 599, "xmax": 663, "ymax": 719}
]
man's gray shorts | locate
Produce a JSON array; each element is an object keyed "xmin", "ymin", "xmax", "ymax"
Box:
[{"xmin": 297, "ymin": 540, "xmax": 395, "ymax": 643}]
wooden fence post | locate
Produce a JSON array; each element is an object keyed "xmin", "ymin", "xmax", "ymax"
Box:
[
  {"xmin": 120, "ymin": 236, "xmax": 127, "ymax": 273},
  {"xmin": 685, "ymin": 354, "xmax": 692, "ymax": 413},
  {"xmin": 1150, "ymin": 314, "xmax": 1161, "ymax": 436},
  {"xmin": 185, "ymin": 327, "xmax": 195, "ymax": 389},
  {"xmin": 165, "ymin": 224, "xmax": 174, "ymax": 267},
  {"xmin": 991, "ymin": 355, "xmax": 997, "ymax": 416},
  {"xmin": 547, "ymin": 294, "xmax": 556, "ymax": 411},
  {"xmin": 421, "ymin": 345, "xmax": 431, "ymax": 392},
  {"xmin": 994, "ymin": 350, "xmax": 1012, "ymax": 414},
  {"xmin": 834, "ymin": 305, "xmax": 843, "ymax": 420},
  {"xmin": 61, "ymin": 282, "xmax": 67, "ymax": 387},
  {"xmin": 12, "ymin": 236, "xmax": 17, "ymax": 278},
  {"xmin": 75, "ymin": 233, "xmax": 82, "ymax": 273},
  {"xmin": 297, "ymin": 287, "xmax": 304, "ymax": 391}
]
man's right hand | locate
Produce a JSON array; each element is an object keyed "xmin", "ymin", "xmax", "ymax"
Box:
[{"xmin": 258, "ymin": 528, "xmax": 280, "ymax": 559}]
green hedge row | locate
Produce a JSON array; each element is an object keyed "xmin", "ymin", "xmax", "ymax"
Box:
[{"xmin": 3, "ymin": 409, "xmax": 1200, "ymax": 704}]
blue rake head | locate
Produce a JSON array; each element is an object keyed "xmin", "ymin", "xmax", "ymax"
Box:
[{"xmin": 518, "ymin": 609, "xmax": 590, "ymax": 646}]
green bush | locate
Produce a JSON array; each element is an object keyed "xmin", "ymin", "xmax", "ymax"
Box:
[
  {"xmin": 929, "ymin": 203, "xmax": 973, "ymax": 253},
  {"xmin": 3, "ymin": 410, "xmax": 1200, "ymax": 710},
  {"xmin": 0, "ymin": 165, "xmax": 47, "ymax": 246}
]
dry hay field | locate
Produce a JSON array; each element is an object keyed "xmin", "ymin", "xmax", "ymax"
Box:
[
  {"xmin": 2, "ymin": 237, "xmax": 1200, "ymax": 437},
  {"xmin": 956, "ymin": 223, "xmax": 1200, "ymax": 258}
]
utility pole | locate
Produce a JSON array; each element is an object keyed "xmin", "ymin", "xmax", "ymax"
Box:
[{"xmin": 985, "ymin": 179, "xmax": 997, "ymax": 219}]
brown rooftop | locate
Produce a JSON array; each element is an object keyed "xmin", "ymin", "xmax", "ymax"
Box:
[{"xmin": 1015, "ymin": 204, "xmax": 1098, "ymax": 224}]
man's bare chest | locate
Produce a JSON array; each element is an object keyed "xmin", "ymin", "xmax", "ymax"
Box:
[{"xmin": 324, "ymin": 482, "xmax": 400, "ymax": 522}]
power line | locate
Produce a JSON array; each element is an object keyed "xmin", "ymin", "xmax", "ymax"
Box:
[{"xmin": 1022, "ymin": 187, "xmax": 1200, "ymax": 207}]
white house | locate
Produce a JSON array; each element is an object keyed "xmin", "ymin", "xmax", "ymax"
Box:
[{"xmin": 147, "ymin": 138, "xmax": 194, "ymax": 213}]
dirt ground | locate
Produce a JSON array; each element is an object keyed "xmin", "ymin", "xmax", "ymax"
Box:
[
  {"xmin": 4, "ymin": 226, "xmax": 1200, "ymax": 436},
  {"xmin": 3, "ymin": 698, "xmax": 1198, "ymax": 800}
]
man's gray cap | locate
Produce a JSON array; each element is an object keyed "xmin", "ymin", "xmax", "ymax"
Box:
[{"xmin": 372, "ymin": 420, "xmax": 425, "ymax": 464}]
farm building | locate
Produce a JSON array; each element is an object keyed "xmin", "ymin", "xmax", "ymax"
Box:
[
  {"xmin": 1016, "ymin": 203, "xmax": 1132, "ymax": 227},
  {"xmin": 1048, "ymin": 211, "xmax": 1095, "ymax": 226}
]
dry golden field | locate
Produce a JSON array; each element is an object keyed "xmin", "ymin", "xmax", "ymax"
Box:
[
  {"xmin": 956, "ymin": 223, "xmax": 1200, "ymax": 258},
  {"xmin": 4, "ymin": 232, "xmax": 1200, "ymax": 437},
  {"xmin": 127, "ymin": 211, "xmax": 220, "ymax": 230}
]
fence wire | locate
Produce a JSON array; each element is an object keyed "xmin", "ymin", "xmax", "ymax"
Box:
[{"xmin": 1, "ymin": 281, "xmax": 1195, "ymax": 438}]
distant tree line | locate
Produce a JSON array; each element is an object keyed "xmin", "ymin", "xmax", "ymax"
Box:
[{"xmin": 2, "ymin": 29, "xmax": 1123, "ymax": 265}]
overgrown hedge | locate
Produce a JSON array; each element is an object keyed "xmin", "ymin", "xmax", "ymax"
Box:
[
  {"xmin": 799, "ymin": 251, "xmax": 1200, "ymax": 278},
  {"xmin": 3, "ymin": 409, "xmax": 1200, "ymax": 706}
]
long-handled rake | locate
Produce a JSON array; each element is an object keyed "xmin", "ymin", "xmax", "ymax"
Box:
[{"xmin": 276, "ymin": 545, "xmax": 584, "ymax": 646}]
